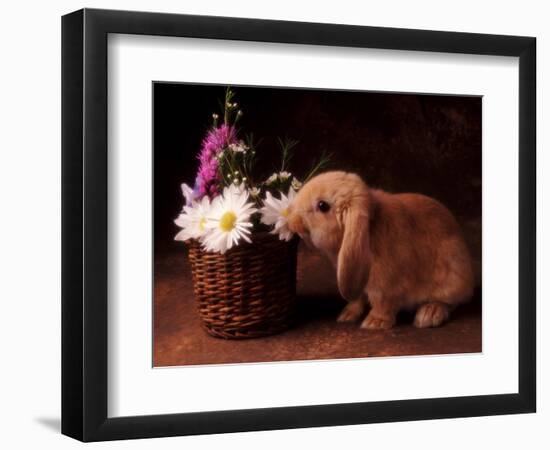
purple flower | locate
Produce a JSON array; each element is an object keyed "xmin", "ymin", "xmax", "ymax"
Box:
[{"xmin": 194, "ymin": 124, "xmax": 237, "ymax": 198}]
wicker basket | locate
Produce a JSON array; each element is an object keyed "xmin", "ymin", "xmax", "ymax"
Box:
[{"xmin": 187, "ymin": 232, "xmax": 298, "ymax": 339}]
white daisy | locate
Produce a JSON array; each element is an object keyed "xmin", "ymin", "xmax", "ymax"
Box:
[
  {"xmin": 227, "ymin": 182, "xmax": 246, "ymax": 195},
  {"xmin": 265, "ymin": 173, "xmax": 278, "ymax": 185},
  {"xmin": 291, "ymin": 177, "xmax": 303, "ymax": 191},
  {"xmin": 260, "ymin": 189, "xmax": 296, "ymax": 241},
  {"xmin": 278, "ymin": 171, "xmax": 291, "ymax": 180},
  {"xmin": 174, "ymin": 196, "xmax": 212, "ymax": 242},
  {"xmin": 228, "ymin": 142, "xmax": 248, "ymax": 153},
  {"xmin": 202, "ymin": 186, "xmax": 257, "ymax": 254}
]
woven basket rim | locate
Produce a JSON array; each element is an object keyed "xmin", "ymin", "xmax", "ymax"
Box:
[{"xmin": 187, "ymin": 230, "xmax": 297, "ymax": 250}]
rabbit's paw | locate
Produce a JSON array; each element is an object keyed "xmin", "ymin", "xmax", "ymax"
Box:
[
  {"xmin": 361, "ymin": 313, "xmax": 395, "ymax": 330},
  {"xmin": 337, "ymin": 300, "xmax": 366, "ymax": 323},
  {"xmin": 414, "ymin": 302, "xmax": 450, "ymax": 328}
]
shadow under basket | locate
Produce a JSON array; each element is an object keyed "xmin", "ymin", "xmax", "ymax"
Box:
[{"xmin": 187, "ymin": 232, "xmax": 299, "ymax": 339}]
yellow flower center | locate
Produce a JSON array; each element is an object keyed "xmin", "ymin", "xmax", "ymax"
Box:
[
  {"xmin": 281, "ymin": 208, "xmax": 289, "ymax": 217},
  {"xmin": 199, "ymin": 217, "xmax": 207, "ymax": 231},
  {"xmin": 219, "ymin": 211, "xmax": 237, "ymax": 232}
]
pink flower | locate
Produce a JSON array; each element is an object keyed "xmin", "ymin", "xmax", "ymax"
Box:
[{"xmin": 194, "ymin": 124, "xmax": 237, "ymax": 198}]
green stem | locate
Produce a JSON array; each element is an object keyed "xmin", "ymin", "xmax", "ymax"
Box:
[
  {"xmin": 304, "ymin": 151, "xmax": 332, "ymax": 182},
  {"xmin": 223, "ymin": 87, "xmax": 230, "ymax": 125}
]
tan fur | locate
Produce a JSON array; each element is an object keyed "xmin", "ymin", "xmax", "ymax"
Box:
[{"xmin": 287, "ymin": 171, "xmax": 475, "ymax": 329}]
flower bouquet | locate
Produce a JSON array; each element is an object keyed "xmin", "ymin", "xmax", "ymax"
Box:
[{"xmin": 174, "ymin": 88, "xmax": 329, "ymax": 339}]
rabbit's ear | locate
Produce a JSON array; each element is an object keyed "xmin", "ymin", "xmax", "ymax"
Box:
[{"xmin": 337, "ymin": 198, "xmax": 371, "ymax": 301}]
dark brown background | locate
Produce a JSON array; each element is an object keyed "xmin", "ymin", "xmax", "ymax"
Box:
[
  {"xmin": 154, "ymin": 83, "xmax": 481, "ymax": 254},
  {"xmin": 153, "ymin": 83, "xmax": 482, "ymax": 366}
]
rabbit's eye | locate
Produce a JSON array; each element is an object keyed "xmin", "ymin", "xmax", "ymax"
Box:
[{"xmin": 317, "ymin": 200, "xmax": 330, "ymax": 213}]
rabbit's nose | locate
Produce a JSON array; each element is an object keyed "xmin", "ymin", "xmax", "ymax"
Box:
[{"xmin": 287, "ymin": 212, "xmax": 306, "ymax": 235}]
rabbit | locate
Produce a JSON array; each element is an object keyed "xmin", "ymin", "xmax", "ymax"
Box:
[{"xmin": 286, "ymin": 171, "xmax": 474, "ymax": 329}]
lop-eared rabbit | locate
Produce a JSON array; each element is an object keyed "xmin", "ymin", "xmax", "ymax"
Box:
[{"xmin": 287, "ymin": 171, "xmax": 474, "ymax": 329}]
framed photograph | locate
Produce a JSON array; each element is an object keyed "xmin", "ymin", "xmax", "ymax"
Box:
[{"xmin": 62, "ymin": 8, "xmax": 536, "ymax": 441}]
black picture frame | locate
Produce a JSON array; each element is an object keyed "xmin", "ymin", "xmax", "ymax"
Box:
[{"xmin": 62, "ymin": 8, "xmax": 536, "ymax": 442}]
